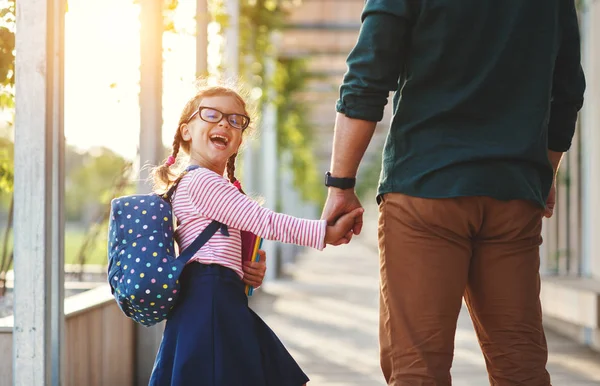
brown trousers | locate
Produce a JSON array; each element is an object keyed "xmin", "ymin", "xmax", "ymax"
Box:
[{"xmin": 378, "ymin": 193, "xmax": 550, "ymax": 386}]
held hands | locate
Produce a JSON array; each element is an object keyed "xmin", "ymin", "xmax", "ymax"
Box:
[
  {"xmin": 322, "ymin": 189, "xmax": 364, "ymax": 246},
  {"xmin": 242, "ymin": 249, "xmax": 266, "ymax": 288},
  {"xmin": 324, "ymin": 207, "xmax": 364, "ymax": 246}
]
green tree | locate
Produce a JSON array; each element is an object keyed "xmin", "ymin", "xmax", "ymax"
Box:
[
  {"xmin": 66, "ymin": 146, "xmax": 133, "ymax": 223},
  {"xmin": 72, "ymin": 160, "xmax": 132, "ymax": 278},
  {"xmin": 0, "ymin": 141, "xmax": 12, "ymax": 194},
  {"xmin": 211, "ymin": 0, "xmax": 322, "ymax": 205},
  {"xmin": 274, "ymin": 57, "xmax": 324, "ymax": 204},
  {"xmin": 0, "ymin": 137, "xmax": 12, "ymax": 294},
  {"xmin": 0, "ymin": 0, "xmax": 15, "ymax": 108}
]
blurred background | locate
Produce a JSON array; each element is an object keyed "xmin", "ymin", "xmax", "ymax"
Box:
[
  {"xmin": 1, "ymin": 0, "xmax": 599, "ymax": 385},
  {"xmin": 0, "ymin": 0, "xmax": 388, "ymax": 288}
]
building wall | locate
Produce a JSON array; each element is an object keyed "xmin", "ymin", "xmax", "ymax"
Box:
[{"xmin": 539, "ymin": 1, "xmax": 600, "ymax": 351}]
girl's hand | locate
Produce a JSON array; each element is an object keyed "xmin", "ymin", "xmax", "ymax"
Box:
[
  {"xmin": 324, "ymin": 207, "xmax": 364, "ymax": 245},
  {"xmin": 242, "ymin": 250, "xmax": 267, "ymax": 288}
]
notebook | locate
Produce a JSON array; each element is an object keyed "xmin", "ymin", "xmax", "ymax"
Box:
[{"xmin": 241, "ymin": 230, "xmax": 263, "ymax": 296}]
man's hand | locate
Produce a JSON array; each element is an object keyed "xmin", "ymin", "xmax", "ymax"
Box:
[
  {"xmin": 242, "ymin": 250, "xmax": 266, "ymax": 288},
  {"xmin": 322, "ymin": 189, "xmax": 364, "ymax": 245},
  {"xmin": 544, "ymin": 150, "xmax": 563, "ymax": 219},
  {"xmin": 325, "ymin": 207, "xmax": 364, "ymax": 246},
  {"xmin": 544, "ymin": 180, "xmax": 556, "ymax": 218},
  {"xmin": 322, "ymin": 113, "xmax": 376, "ymax": 244}
]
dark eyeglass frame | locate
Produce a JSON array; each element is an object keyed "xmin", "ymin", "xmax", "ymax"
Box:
[{"xmin": 186, "ymin": 106, "xmax": 250, "ymax": 131}]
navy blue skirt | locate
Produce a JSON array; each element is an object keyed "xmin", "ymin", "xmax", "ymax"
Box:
[{"xmin": 149, "ymin": 263, "xmax": 309, "ymax": 386}]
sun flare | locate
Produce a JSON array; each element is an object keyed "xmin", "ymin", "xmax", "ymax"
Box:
[{"xmin": 64, "ymin": 0, "xmax": 208, "ymax": 160}]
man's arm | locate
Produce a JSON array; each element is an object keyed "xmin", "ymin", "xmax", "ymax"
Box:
[
  {"xmin": 547, "ymin": 0, "xmax": 585, "ymax": 154},
  {"xmin": 331, "ymin": 1, "xmax": 414, "ymax": 177},
  {"xmin": 543, "ymin": 1, "xmax": 585, "ymax": 219},
  {"xmin": 322, "ymin": 1, "xmax": 414, "ymax": 235},
  {"xmin": 329, "ymin": 114, "xmax": 377, "ymax": 178},
  {"xmin": 548, "ymin": 150, "xmax": 563, "ymax": 176}
]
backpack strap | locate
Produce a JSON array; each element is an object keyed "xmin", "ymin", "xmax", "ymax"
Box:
[
  {"xmin": 164, "ymin": 164, "xmax": 222, "ymax": 265},
  {"xmin": 162, "ymin": 165, "xmax": 202, "ymax": 202},
  {"xmin": 177, "ymin": 220, "xmax": 223, "ymax": 265}
]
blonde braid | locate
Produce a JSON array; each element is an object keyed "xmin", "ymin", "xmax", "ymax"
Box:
[{"xmin": 226, "ymin": 153, "xmax": 245, "ymax": 194}]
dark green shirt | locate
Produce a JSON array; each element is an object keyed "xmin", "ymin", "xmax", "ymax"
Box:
[{"xmin": 337, "ymin": 0, "xmax": 586, "ymax": 207}]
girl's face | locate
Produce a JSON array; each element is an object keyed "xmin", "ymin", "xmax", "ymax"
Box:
[{"xmin": 180, "ymin": 95, "xmax": 247, "ymax": 175}]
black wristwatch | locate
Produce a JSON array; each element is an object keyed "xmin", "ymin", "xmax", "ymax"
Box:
[{"xmin": 324, "ymin": 171, "xmax": 356, "ymax": 190}]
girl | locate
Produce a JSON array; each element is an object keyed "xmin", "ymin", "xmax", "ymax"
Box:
[{"xmin": 148, "ymin": 84, "xmax": 362, "ymax": 386}]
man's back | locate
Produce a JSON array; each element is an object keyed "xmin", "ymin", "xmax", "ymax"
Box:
[
  {"xmin": 326, "ymin": 2, "xmax": 586, "ymax": 384},
  {"xmin": 336, "ymin": 0, "xmax": 585, "ymax": 206}
]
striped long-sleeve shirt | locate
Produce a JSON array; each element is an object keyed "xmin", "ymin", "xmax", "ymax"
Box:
[{"xmin": 171, "ymin": 167, "xmax": 327, "ymax": 278}]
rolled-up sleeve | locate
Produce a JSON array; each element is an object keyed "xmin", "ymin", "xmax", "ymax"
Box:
[
  {"xmin": 547, "ymin": 0, "xmax": 586, "ymax": 152},
  {"xmin": 336, "ymin": 0, "xmax": 413, "ymax": 122}
]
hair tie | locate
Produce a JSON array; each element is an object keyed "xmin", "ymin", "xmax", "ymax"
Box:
[
  {"xmin": 233, "ymin": 180, "xmax": 242, "ymax": 191},
  {"xmin": 165, "ymin": 155, "xmax": 176, "ymax": 166}
]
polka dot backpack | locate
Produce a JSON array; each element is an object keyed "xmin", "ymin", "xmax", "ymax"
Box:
[{"xmin": 107, "ymin": 165, "xmax": 222, "ymax": 327}]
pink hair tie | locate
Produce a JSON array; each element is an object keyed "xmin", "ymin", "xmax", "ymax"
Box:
[
  {"xmin": 165, "ymin": 155, "xmax": 176, "ymax": 166},
  {"xmin": 233, "ymin": 180, "xmax": 242, "ymax": 191}
]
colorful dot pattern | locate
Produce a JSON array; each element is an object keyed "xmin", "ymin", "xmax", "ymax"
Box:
[{"xmin": 107, "ymin": 194, "xmax": 186, "ymax": 327}]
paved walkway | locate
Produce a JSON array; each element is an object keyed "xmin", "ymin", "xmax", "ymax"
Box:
[{"xmin": 250, "ymin": 205, "xmax": 600, "ymax": 386}]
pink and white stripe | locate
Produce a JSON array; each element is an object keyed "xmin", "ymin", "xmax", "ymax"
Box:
[{"xmin": 172, "ymin": 168, "xmax": 326, "ymax": 278}]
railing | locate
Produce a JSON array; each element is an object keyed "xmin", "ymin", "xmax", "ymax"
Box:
[
  {"xmin": 0, "ymin": 285, "xmax": 135, "ymax": 386},
  {"xmin": 542, "ymin": 120, "xmax": 582, "ymax": 277}
]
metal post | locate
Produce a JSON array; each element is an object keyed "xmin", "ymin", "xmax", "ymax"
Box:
[
  {"xmin": 241, "ymin": 136, "xmax": 257, "ymax": 194},
  {"xmin": 13, "ymin": 0, "xmax": 64, "ymax": 384},
  {"xmin": 224, "ymin": 0, "xmax": 239, "ymax": 80},
  {"xmin": 279, "ymin": 151, "xmax": 300, "ymax": 266},
  {"xmin": 196, "ymin": 0, "xmax": 209, "ymax": 77},
  {"xmin": 51, "ymin": 0, "xmax": 66, "ymax": 384},
  {"xmin": 260, "ymin": 32, "xmax": 280, "ymax": 280},
  {"xmin": 580, "ymin": 2, "xmax": 600, "ymax": 279},
  {"xmin": 136, "ymin": 1, "xmax": 165, "ymax": 385},
  {"xmin": 138, "ymin": 0, "xmax": 164, "ymax": 194},
  {"xmin": 224, "ymin": 0, "xmax": 256, "ymax": 193}
]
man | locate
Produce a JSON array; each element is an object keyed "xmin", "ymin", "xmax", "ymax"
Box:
[{"xmin": 321, "ymin": 1, "xmax": 586, "ymax": 385}]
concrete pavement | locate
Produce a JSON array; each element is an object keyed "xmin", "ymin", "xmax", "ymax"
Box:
[{"xmin": 250, "ymin": 205, "xmax": 600, "ymax": 385}]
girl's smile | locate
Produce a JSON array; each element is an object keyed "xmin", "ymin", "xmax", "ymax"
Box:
[{"xmin": 180, "ymin": 95, "xmax": 247, "ymax": 175}]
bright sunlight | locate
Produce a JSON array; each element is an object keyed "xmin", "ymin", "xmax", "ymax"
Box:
[{"xmin": 64, "ymin": 0, "xmax": 203, "ymax": 160}]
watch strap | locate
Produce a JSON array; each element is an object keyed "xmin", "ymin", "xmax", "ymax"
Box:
[{"xmin": 325, "ymin": 172, "xmax": 356, "ymax": 190}]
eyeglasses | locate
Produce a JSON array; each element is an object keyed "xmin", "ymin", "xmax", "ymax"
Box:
[{"xmin": 187, "ymin": 106, "xmax": 250, "ymax": 131}]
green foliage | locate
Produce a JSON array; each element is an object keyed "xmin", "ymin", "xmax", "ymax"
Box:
[
  {"xmin": 162, "ymin": 0, "xmax": 180, "ymax": 32},
  {"xmin": 0, "ymin": 135, "xmax": 132, "ymax": 221},
  {"xmin": 211, "ymin": 0, "xmax": 322, "ymax": 204},
  {"xmin": 0, "ymin": 0, "xmax": 15, "ymax": 108},
  {"xmin": 0, "ymin": 139, "xmax": 132, "ymax": 281},
  {"xmin": 0, "ymin": 228, "xmax": 109, "ymax": 269},
  {"xmin": 0, "ymin": 137, "xmax": 13, "ymax": 194},
  {"xmin": 72, "ymin": 160, "xmax": 132, "ymax": 275},
  {"xmin": 238, "ymin": 0, "xmax": 285, "ymax": 91},
  {"xmin": 356, "ymin": 151, "xmax": 383, "ymax": 202},
  {"xmin": 64, "ymin": 228, "xmax": 108, "ymax": 265},
  {"xmin": 66, "ymin": 146, "xmax": 133, "ymax": 222},
  {"xmin": 274, "ymin": 57, "xmax": 324, "ymax": 204}
]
